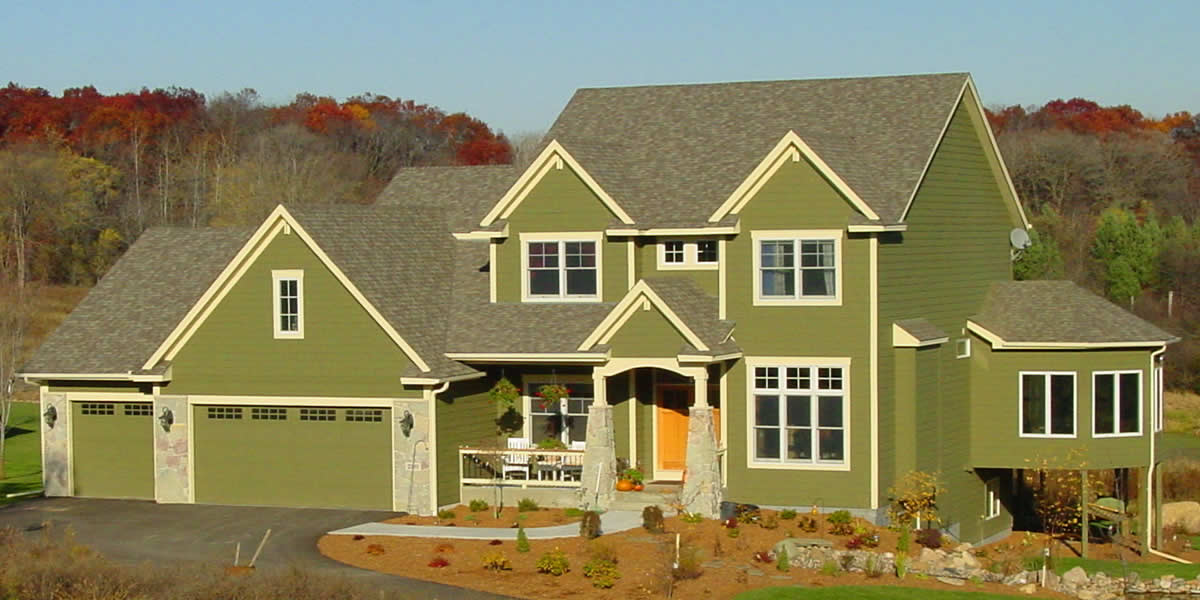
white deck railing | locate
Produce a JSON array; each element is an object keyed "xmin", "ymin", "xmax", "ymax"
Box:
[{"xmin": 459, "ymin": 447, "xmax": 585, "ymax": 488}]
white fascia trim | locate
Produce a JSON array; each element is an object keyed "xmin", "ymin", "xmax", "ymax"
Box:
[
  {"xmin": 606, "ymin": 225, "xmax": 740, "ymax": 236},
  {"xmin": 751, "ymin": 229, "xmax": 843, "ymax": 307},
  {"xmin": 892, "ymin": 323, "xmax": 949, "ymax": 348},
  {"xmin": 677, "ymin": 352, "xmax": 743, "ymax": 363},
  {"xmin": 482, "ymin": 140, "xmax": 634, "ymax": 227},
  {"xmin": 577, "ymin": 280, "xmax": 709, "ymax": 351},
  {"xmin": 186, "ymin": 395, "xmax": 419, "ymax": 407},
  {"xmin": 1090, "ymin": 369, "xmax": 1144, "ymax": 438},
  {"xmin": 399, "ymin": 372, "xmax": 486, "ymax": 386},
  {"xmin": 21, "ymin": 372, "xmax": 168, "ymax": 383},
  {"xmin": 444, "ymin": 353, "xmax": 610, "ymax": 364},
  {"xmin": 710, "ymin": 131, "xmax": 880, "ymax": 223},
  {"xmin": 967, "ymin": 321, "xmax": 1168, "ymax": 349},
  {"xmin": 847, "ymin": 224, "xmax": 908, "ymax": 233},
  {"xmin": 452, "ymin": 225, "xmax": 509, "ymax": 240},
  {"xmin": 145, "ymin": 206, "xmax": 432, "ymax": 372},
  {"xmin": 1017, "ymin": 370, "xmax": 1078, "ymax": 439}
]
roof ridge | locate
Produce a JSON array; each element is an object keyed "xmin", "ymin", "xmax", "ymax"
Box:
[{"xmin": 572, "ymin": 72, "xmax": 969, "ymax": 93}]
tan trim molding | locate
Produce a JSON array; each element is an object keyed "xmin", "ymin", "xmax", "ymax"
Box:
[
  {"xmin": 482, "ymin": 140, "xmax": 634, "ymax": 227},
  {"xmin": 453, "ymin": 225, "xmax": 509, "ymax": 240},
  {"xmin": 444, "ymin": 352, "xmax": 610, "ymax": 364},
  {"xmin": 709, "ymin": 131, "xmax": 880, "ymax": 223},
  {"xmin": 606, "ymin": 224, "xmax": 740, "ymax": 236},
  {"xmin": 847, "ymin": 223, "xmax": 908, "ymax": 233},
  {"xmin": 21, "ymin": 372, "xmax": 168, "ymax": 383},
  {"xmin": 966, "ymin": 321, "xmax": 1169, "ymax": 349}
]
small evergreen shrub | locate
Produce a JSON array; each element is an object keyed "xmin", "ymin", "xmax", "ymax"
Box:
[
  {"xmin": 776, "ymin": 547, "xmax": 790, "ymax": 572},
  {"xmin": 515, "ymin": 527, "xmax": 530, "ymax": 553},
  {"xmin": 820, "ymin": 560, "xmax": 842, "ymax": 577},
  {"xmin": 896, "ymin": 525, "xmax": 912, "ymax": 553},
  {"xmin": 895, "ymin": 552, "xmax": 909, "ymax": 578},
  {"xmin": 536, "ymin": 548, "xmax": 570, "ymax": 575},
  {"xmin": 726, "ymin": 527, "xmax": 740, "ymax": 538},
  {"xmin": 517, "ymin": 498, "xmax": 539, "ymax": 512},
  {"xmin": 681, "ymin": 512, "xmax": 704, "ymax": 524},
  {"xmin": 673, "ymin": 543, "xmax": 704, "ymax": 580},
  {"xmin": 468, "ymin": 499, "xmax": 489, "ymax": 512},
  {"xmin": 642, "ymin": 505, "xmax": 665, "ymax": 533},
  {"xmin": 798, "ymin": 515, "xmax": 819, "ymax": 533},
  {"xmin": 759, "ymin": 514, "xmax": 779, "ymax": 529},
  {"xmin": 779, "ymin": 509, "xmax": 798, "ymax": 520}
]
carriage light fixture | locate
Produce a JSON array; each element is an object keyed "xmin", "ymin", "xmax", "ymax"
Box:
[
  {"xmin": 158, "ymin": 407, "xmax": 174, "ymax": 432},
  {"xmin": 43, "ymin": 405, "xmax": 57, "ymax": 429},
  {"xmin": 399, "ymin": 410, "xmax": 414, "ymax": 437}
]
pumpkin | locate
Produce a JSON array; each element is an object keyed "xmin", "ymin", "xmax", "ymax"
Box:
[
  {"xmin": 615, "ymin": 479, "xmax": 635, "ymax": 491},
  {"xmin": 633, "ymin": 483, "xmax": 645, "ymax": 491}
]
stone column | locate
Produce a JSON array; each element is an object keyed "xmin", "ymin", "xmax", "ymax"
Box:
[
  {"xmin": 152, "ymin": 395, "xmax": 190, "ymax": 503},
  {"xmin": 41, "ymin": 392, "xmax": 70, "ymax": 496},
  {"xmin": 681, "ymin": 368, "xmax": 722, "ymax": 517},
  {"xmin": 393, "ymin": 399, "xmax": 433, "ymax": 515},
  {"xmin": 579, "ymin": 370, "xmax": 616, "ymax": 511}
]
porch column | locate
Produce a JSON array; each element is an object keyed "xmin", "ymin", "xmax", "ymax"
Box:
[
  {"xmin": 681, "ymin": 367, "xmax": 722, "ymax": 518},
  {"xmin": 579, "ymin": 369, "xmax": 617, "ymax": 511}
]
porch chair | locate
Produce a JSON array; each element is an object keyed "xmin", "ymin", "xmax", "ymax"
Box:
[{"xmin": 502, "ymin": 438, "xmax": 532, "ymax": 480}]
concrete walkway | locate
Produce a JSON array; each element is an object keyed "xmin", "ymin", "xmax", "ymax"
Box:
[{"xmin": 330, "ymin": 510, "xmax": 642, "ymax": 540}]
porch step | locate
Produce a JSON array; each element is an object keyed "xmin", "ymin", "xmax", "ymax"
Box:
[{"xmin": 609, "ymin": 485, "xmax": 681, "ymax": 514}]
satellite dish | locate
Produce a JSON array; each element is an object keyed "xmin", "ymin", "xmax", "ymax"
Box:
[{"xmin": 1009, "ymin": 228, "xmax": 1032, "ymax": 250}]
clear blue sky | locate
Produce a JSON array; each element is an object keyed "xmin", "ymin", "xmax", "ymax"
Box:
[{"xmin": 4, "ymin": 0, "xmax": 1196, "ymax": 135}]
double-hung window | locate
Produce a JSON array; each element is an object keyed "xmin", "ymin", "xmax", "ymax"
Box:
[
  {"xmin": 1093, "ymin": 371, "xmax": 1141, "ymax": 436},
  {"xmin": 527, "ymin": 382, "xmax": 593, "ymax": 446},
  {"xmin": 272, "ymin": 270, "xmax": 304, "ymax": 339},
  {"xmin": 1020, "ymin": 372, "xmax": 1075, "ymax": 437},
  {"xmin": 753, "ymin": 231, "xmax": 841, "ymax": 305},
  {"xmin": 523, "ymin": 236, "xmax": 600, "ymax": 301},
  {"xmin": 751, "ymin": 364, "xmax": 847, "ymax": 467}
]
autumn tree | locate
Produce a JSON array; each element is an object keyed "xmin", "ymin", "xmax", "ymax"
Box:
[{"xmin": 0, "ymin": 281, "xmax": 31, "ymax": 480}]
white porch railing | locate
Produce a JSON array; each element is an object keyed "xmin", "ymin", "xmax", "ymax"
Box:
[{"xmin": 459, "ymin": 447, "xmax": 585, "ymax": 488}]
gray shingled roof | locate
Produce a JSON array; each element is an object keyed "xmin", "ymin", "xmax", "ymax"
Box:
[
  {"xmin": 894, "ymin": 318, "xmax": 948, "ymax": 343},
  {"xmin": 971, "ymin": 281, "xmax": 1176, "ymax": 345},
  {"xmin": 545, "ymin": 73, "xmax": 968, "ymax": 227},
  {"xmin": 21, "ymin": 227, "xmax": 253, "ymax": 375},
  {"xmin": 642, "ymin": 278, "xmax": 734, "ymax": 351},
  {"xmin": 375, "ymin": 165, "xmax": 517, "ymax": 232}
]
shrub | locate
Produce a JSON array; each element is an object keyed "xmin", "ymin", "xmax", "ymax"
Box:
[
  {"xmin": 798, "ymin": 515, "xmax": 819, "ymax": 533},
  {"xmin": 776, "ymin": 546, "xmax": 790, "ymax": 572},
  {"xmin": 536, "ymin": 548, "xmax": 570, "ymax": 576},
  {"xmin": 737, "ymin": 508, "xmax": 761, "ymax": 525},
  {"xmin": 464, "ymin": 514, "xmax": 478, "ymax": 522},
  {"xmin": 895, "ymin": 552, "xmax": 909, "ymax": 579},
  {"xmin": 846, "ymin": 531, "xmax": 880, "ymax": 549},
  {"xmin": 437, "ymin": 509, "xmax": 456, "ymax": 520},
  {"xmin": 488, "ymin": 539, "xmax": 502, "ymax": 546},
  {"xmin": 759, "ymin": 514, "xmax": 779, "ymax": 530},
  {"xmin": 820, "ymin": 559, "xmax": 842, "ymax": 577},
  {"xmin": 865, "ymin": 553, "xmax": 884, "ymax": 578},
  {"xmin": 580, "ymin": 511, "xmax": 602, "ymax": 539},
  {"xmin": 726, "ymin": 527, "xmax": 740, "ymax": 538},
  {"xmin": 642, "ymin": 505, "xmax": 665, "ymax": 533},
  {"xmin": 827, "ymin": 510, "xmax": 854, "ymax": 535},
  {"xmin": 468, "ymin": 499, "xmax": 489, "ymax": 512},
  {"xmin": 428, "ymin": 556, "xmax": 449, "ymax": 568},
  {"xmin": 673, "ymin": 542, "xmax": 704, "ymax": 580},
  {"xmin": 481, "ymin": 550, "xmax": 511, "ymax": 571},
  {"xmin": 896, "ymin": 525, "xmax": 912, "ymax": 553},
  {"xmin": 583, "ymin": 558, "xmax": 621, "ymax": 588},
  {"xmin": 516, "ymin": 527, "xmax": 530, "ymax": 553},
  {"xmin": 887, "ymin": 470, "xmax": 944, "ymax": 528},
  {"xmin": 722, "ymin": 517, "xmax": 739, "ymax": 529},
  {"xmin": 681, "ymin": 512, "xmax": 704, "ymax": 524},
  {"xmin": 915, "ymin": 527, "xmax": 943, "ymax": 549},
  {"xmin": 517, "ymin": 498, "xmax": 539, "ymax": 512},
  {"xmin": 1021, "ymin": 554, "xmax": 1045, "ymax": 572},
  {"xmin": 780, "ymin": 509, "xmax": 798, "ymax": 520},
  {"xmin": 366, "ymin": 543, "xmax": 385, "ymax": 556}
]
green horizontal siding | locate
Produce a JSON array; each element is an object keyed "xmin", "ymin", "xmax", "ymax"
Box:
[
  {"xmin": 606, "ymin": 303, "xmax": 690, "ymax": 358},
  {"xmin": 436, "ymin": 378, "xmax": 496, "ymax": 507}
]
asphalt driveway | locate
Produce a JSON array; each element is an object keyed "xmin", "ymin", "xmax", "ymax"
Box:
[{"xmin": 0, "ymin": 497, "xmax": 515, "ymax": 599}]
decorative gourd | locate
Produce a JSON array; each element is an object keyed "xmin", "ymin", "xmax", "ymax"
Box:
[{"xmin": 633, "ymin": 483, "xmax": 645, "ymax": 491}]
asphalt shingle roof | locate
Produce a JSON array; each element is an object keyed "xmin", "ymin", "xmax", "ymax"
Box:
[
  {"xmin": 894, "ymin": 318, "xmax": 948, "ymax": 343},
  {"xmin": 642, "ymin": 278, "xmax": 734, "ymax": 350},
  {"xmin": 375, "ymin": 165, "xmax": 517, "ymax": 232},
  {"xmin": 971, "ymin": 281, "xmax": 1176, "ymax": 345},
  {"xmin": 22, "ymin": 227, "xmax": 253, "ymax": 375}
]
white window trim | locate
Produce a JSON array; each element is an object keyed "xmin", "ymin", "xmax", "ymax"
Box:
[
  {"xmin": 656, "ymin": 239, "xmax": 719, "ymax": 271},
  {"xmin": 751, "ymin": 229, "xmax": 843, "ymax": 306},
  {"xmin": 955, "ymin": 338, "xmax": 971, "ymax": 359},
  {"xmin": 522, "ymin": 374, "xmax": 594, "ymax": 446},
  {"xmin": 984, "ymin": 478, "xmax": 1001, "ymax": 520},
  {"xmin": 1154, "ymin": 365, "xmax": 1164, "ymax": 433},
  {"xmin": 745, "ymin": 356, "xmax": 851, "ymax": 471},
  {"xmin": 519, "ymin": 231, "xmax": 603, "ymax": 302},
  {"xmin": 1091, "ymin": 370, "xmax": 1143, "ymax": 438},
  {"xmin": 1018, "ymin": 371, "xmax": 1077, "ymax": 439},
  {"xmin": 271, "ymin": 269, "xmax": 304, "ymax": 339}
]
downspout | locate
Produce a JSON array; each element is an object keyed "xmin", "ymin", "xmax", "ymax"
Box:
[
  {"xmin": 1144, "ymin": 346, "xmax": 1190, "ymax": 564},
  {"xmin": 424, "ymin": 380, "xmax": 452, "ymax": 515}
]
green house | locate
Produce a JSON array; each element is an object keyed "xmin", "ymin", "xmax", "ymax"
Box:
[{"xmin": 21, "ymin": 73, "xmax": 1176, "ymax": 545}]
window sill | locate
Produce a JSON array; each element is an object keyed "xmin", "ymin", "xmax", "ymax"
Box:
[
  {"xmin": 752, "ymin": 297, "xmax": 841, "ymax": 307},
  {"xmin": 273, "ymin": 332, "xmax": 304, "ymax": 340},
  {"xmin": 657, "ymin": 262, "xmax": 719, "ymax": 271},
  {"xmin": 1018, "ymin": 433, "xmax": 1076, "ymax": 439},
  {"xmin": 747, "ymin": 461, "xmax": 850, "ymax": 472},
  {"xmin": 522, "ymin": 296, "xmax": 602, "ymax": 303},
  {"xmin": 1092, "ymin": 432, "xmax": 1143, "ymax": 439}
]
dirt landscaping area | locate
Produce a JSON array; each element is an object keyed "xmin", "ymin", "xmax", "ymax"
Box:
[{"xmin": 320, "ymin": 506, "xmax": 1081, "ymax": 599}]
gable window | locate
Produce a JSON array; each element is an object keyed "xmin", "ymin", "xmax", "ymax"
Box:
[
  {"xmin": 1020, "ymin": 372, "xmax": 1075, "ymax": 437},
  {"xmin": 272, "ymin": 269, "xmax": 304, "ymax": 339},
  {"xmin": 752, "ymin": 230, "xmax": 841, "ymax": 305},
  {"xmin": 522, "ymin": 234, "xmax": 601, "ymax": 301},
  {"xmin": 657, "ymin": 239, "xmax": 719, "ymax": 269},
  {"xmin": 527, "ymin": 382, "xmax": 593, "ymax": 446},
  {"xmin": 1093, "ymin": 371, "xmax": 1141, "ymax": 436},
  {"xmin": 750, "ymin": 363, "xmax": 848, "ymax": 468}
]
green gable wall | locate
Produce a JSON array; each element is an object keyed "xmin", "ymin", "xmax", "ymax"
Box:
[
  {"xmin": 721, "ymin": 157, "xmax": 873, "ymax": 509},
  {"xmin": 495, "ymin": 167, "xmax": 631, "ymax": 303},
  {"xmin": 970, "ymin": 339, "xmax": 1154, "ymax": 470},
  {"xmin": 606, "ymin": 303, "xmax": 692, "ymax": 358},
  {"xmin": 165, "ymin": 228, "xmax": 419, "ymax": 398},
  {"xmin": 436, "ymin": 378, "xmax": 496, "ymax": 507},
  {"xmin": 876, "ymin": 96, "xmax": 1018, "ymax": 540}
]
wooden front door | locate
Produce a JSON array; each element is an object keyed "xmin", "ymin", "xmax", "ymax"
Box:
[{"xmin": 656, "ymin": 386, "xmax": 692, "ymax": 478}]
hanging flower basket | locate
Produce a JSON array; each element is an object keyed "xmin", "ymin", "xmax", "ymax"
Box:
[
  {"xmin": 488, "ymin": 377, "xmax": 520, "ymax": 411},
  {"xmin": 535, "ymin": 383, "xmax": 570, "ymax": 410}
]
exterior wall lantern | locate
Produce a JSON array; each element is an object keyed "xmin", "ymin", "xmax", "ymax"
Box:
[
  {"xmin": 158, "ymin": 407, "xmax": 174, "ymax": 432},
  {"xmin": 43, "ymin": 405, "xmax": 57, "ymax": 429},
  {"xmin": 399, "ymin": 409, "xmax": 414, "ymax": 437}
]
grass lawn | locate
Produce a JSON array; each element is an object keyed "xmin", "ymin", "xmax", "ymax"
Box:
[
  {"xmin": 1, "ymin": 402, "xmax": 42, "ymax": 505},
  {"xmin": 1054, "ymin": 556, "xmax": 1200, "ymax": 580},
  {"xmin": 734, "ymin": 586, "xmax": 1030, "ymax": 599}
]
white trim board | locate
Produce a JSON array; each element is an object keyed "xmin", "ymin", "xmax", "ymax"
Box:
[{"xmin": 967, "ymin": 321, "xmax": 1169, "ymax": 350}]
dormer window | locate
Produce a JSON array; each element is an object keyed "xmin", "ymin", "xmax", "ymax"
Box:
[
  {"xmin": 521, "ymin": 233, "xmax": 602, "ymax": 302},
  {"xmin": 657, "ymin": 239, "xmax": 719, "ymax": 270}
]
